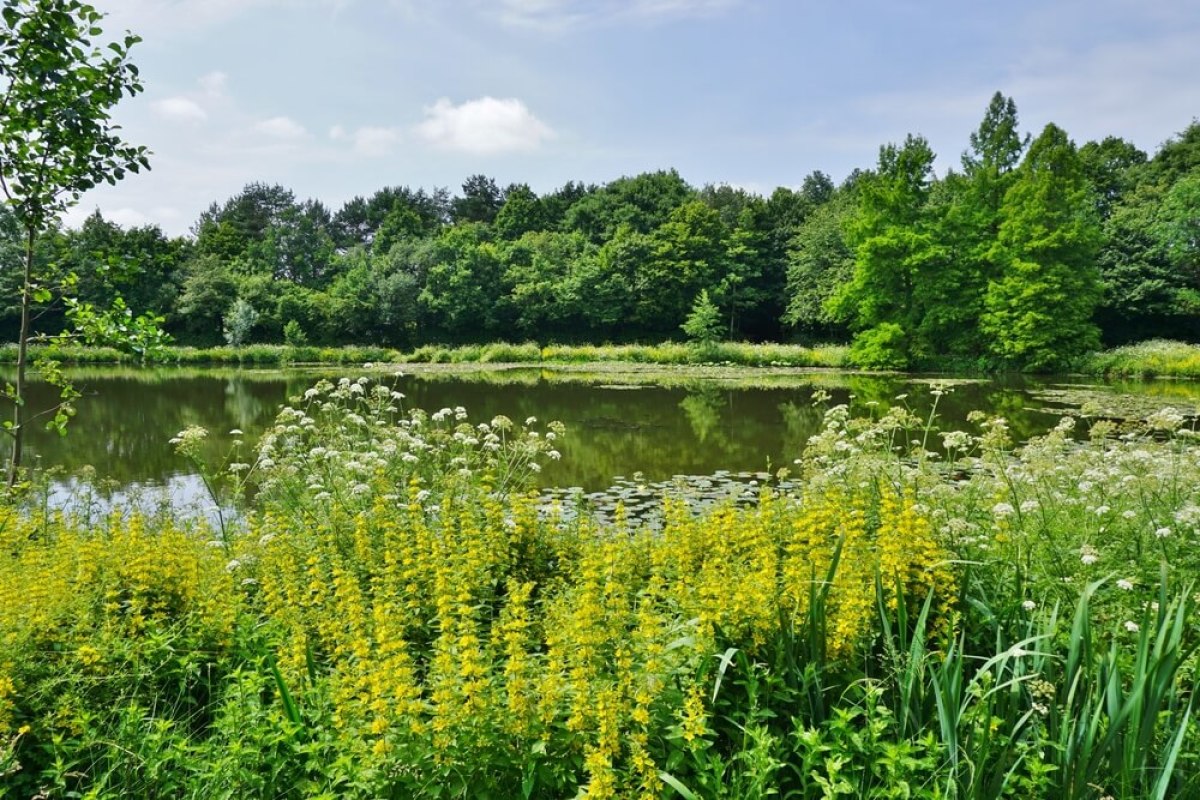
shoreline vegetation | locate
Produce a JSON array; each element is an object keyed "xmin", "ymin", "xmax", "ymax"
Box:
[
  {"xmin": 4, "ymin": 338, "xmax": 1200, "ymax": 378},
  {"xmin": 2, "ymin": 381, "xmax": 1198, "ymax": 797}
]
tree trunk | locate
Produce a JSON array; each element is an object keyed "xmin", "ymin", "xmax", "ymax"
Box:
[{"xmin": 8, "ymin": 226, "xmax": 34, "ymax": 487}]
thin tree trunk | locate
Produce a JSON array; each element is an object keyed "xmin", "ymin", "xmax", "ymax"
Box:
[{"xmin": 8, "ymin": 226, "xmax": 34, "ymax": 487}]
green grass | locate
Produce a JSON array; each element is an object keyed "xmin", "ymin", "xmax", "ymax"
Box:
[
  {"xmin": 0, "ymin": 343, "xmax": 405, "ymax": 366},
  {"xmin": 0, "ymin": 340, "xmax": 850, "ymax": 369},
  {"xmin": 1081, "ymin": 340, "xmax": 1200, "ymax": 378},
  {"xmin": 9, "ymin": 339, "xmax": 1200, "ymax": 377},
  {"xmin": 402, "ymin": 341, "xmax": 850, "ymax": 368}
]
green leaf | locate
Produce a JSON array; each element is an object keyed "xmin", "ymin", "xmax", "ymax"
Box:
[{"xmin": 659, "ymin": 772, "xmax": 698, "ymax": 800}]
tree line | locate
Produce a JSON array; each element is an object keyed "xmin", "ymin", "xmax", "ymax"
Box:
[{"xmin": 3, "ymin": 92, "xmax": 1196, "ymax": 369}]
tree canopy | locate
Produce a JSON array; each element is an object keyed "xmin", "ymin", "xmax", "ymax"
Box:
[{"xmin": 5, "ymin": 95, "xmax": 1197, "ymax": 370}]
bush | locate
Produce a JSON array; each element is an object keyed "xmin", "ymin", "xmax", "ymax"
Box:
[
  {"xmin": 1083, "ymin": 339, "xmax": 1200, "ymax": 378},
  {"xmin": 282, "ymin": 320, "xmax": 309, "ymax": 347}
]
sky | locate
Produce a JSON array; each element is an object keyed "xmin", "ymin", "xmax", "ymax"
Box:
[{"xmin": 61, "ymin": 0, "xmax": 1200, "ymax": 235}]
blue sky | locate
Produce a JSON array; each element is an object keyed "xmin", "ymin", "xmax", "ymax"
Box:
[{"xmin": 73, "ymin": 0, "xmax": 1200, "ymax": 234}]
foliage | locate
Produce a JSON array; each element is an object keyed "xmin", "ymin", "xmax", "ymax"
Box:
[
  {"xmin": 0, "ymin": 0, "xmax": 149, "ymax": 228},
  {"xmin": 282, "ymin": 319, "xmax": 308, "ymax": 347},
  {"xmin": 222, "ymin": 298, "xmax": 260, "ymax": 347},
  {"xmin": 5, "ymin": 101, "xmax": 1192, "ymax": 362},
  {"xmin": 783, "ymin": 190, "xmax": 856, "ymax": 338},
  {"xmin": 1082, "ymin": 339, "xmax": 1200, "ymax": 378},
  {"xmin": 0, "ymin": 0, "xmax": 153, "ymax": 483},
  {"xmin": 3, "ymin": 382, "xmax": 1200, "ymax": 796},
  {"xmin": 682, "ymin": 289, "xmax": 724, "ymax": 347},
  {"xmin": 831, "ymin": 134, "xmax": 944, "ymax": 368},
  {"xmin": 981, "ymin": 123, "xmax": 1102, "ymax": 370},
  {"xmin": 65, "ymin": 296, "xmax": 172, "ymax": 359}
]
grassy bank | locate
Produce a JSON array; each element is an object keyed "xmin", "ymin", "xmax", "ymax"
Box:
[
  {"xmin": 2, "ymin": 381, "xmax": 1198, "ymax": 798},
  {"xmin": 7, "ymin": 339, "xmax": 1200, "ymax": 376},
  {"xmin": 0, "ymin": 341, "xmax": 850, "ymax": 369},
  {"xmin": 0, "ymin": 342, "xmax": 402, "ymax": 366},
  {"xmin": 1081, "ymin": 339, "xmax": 1200, "ymax": 379}
]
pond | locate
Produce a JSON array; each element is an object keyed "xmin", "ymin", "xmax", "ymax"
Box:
[{"xmin": 7, "ymin": 363, "xmax": 1200, "ymax": 513}]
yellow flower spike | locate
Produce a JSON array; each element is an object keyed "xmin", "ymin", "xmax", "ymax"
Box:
[{"xmin": 681, "ymin": 682, "xmax": 708, "ymax": 745}]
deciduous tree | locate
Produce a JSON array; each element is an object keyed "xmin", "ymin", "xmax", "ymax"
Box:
[
  {"xmin": 982, "ymin": 123, "xmax": 1102, "ymax": 369},
  {"xmin": 0, "ymin": 0, "xmax": 150, "ymax": 483}
]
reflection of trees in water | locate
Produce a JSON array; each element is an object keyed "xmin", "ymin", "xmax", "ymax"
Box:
[
  {"xmin": 778, "ymin": 400, "xmax": 822, "ymax": 457},
  {"xmin": 679, "ymin": 387, "xmax": 724, "ymax": 444},
  {"xmin": 10, "ymin": 367, "xmax": 1179, "ymax": 494},
  {"xmin": 224, "ymin": 378, "xmax": 271, "ymax": 430},
  {"xmin": 20, "ymin": 374, "xmax": 285, "ymax": 485}
]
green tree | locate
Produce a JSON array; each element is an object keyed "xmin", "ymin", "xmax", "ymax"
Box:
[
  {"xmin": 371, "ymin": 203, "xmax": 424, "ymax": 255},
  {"xmin": 681, "ymin": 288, "xmax": 723, "ymax": 347},
  {"xmin": 1078, "ymin": 135, "xmax": 1147, "ymax": 220},
  {"xmin": 493, "ymin": 183, "xmax": 547, "ymax": 240},
  {"xmin": 538, "ymin": 180, "xmax": 591, "ymax": 230},
  {"xmin": 830, "ymin": 134, "xmax": 943, "ymax": 368},
  {"xmin": 720, "ymin": 199, "xmax": 783, "ymax": 339},
  {"xmin": 564, "ymin": 169, "xmax": 693, "ymax": 242},
  {"xmin": 981, "ymin": 123, "xmax": 1102, "ymax": 369},
  {"xmin": 0, "ymin": 0, "xmax": 150, "ymax": 482},
  {"xmin": 575, "ymin": 225, "xmax": 648, "ymax": 338},
  {"xmin": 223, "ymin": 298, "xmax": 259, "ymax": 347},
  {"xmin": 1158, "ymin": 173, "xmax": 1200, "ymax": 278},
  {"xmin": 451, "ymin": 174, "xmax": 503, "ymax": 225},
  {"xmin": 66, "ymin": 213, "xmax": 190, "ymax": 317},
  {"xmin": 1144, "ymin": 120, "xmax": 1200, "ymax": 185},
  {"xmin": 799, "ymin": 170, "xmax": 836, "ymax": 206},
  {"xmin": 174, "ymin": 254, "xmax": 237, "ymax": 344},
  {"xmin": 265, "ymin": 200, "xmax": 336, "ymax": 286},
  {"xmin": 1092, "ymin": 127, "xmax": 1200, "ymax": 343},
  {"xmin": 1156, "ymin": 173, "xmax": 1200, "ymax": 322},
  {"xmin": 418, "ymin": 224, "xmax": 508, "ymax": 341},
  {"xmin": 1095, "ymin": 181, "xmax": 1197, "ymax": 343},
  {"xmin": 194, "ymin": 182, "xmax": 295, "ymax": 261},
  {"xmin": 697, "ymin": 183, "xmax": 756, "ymax": 227},
  {"xmin": 501, "ymin": 230, "xmax": 594, "ymax": 340},
  {"xmin": 783, "ymin": 190, "xmax": 856, "ymax": 338},
  {"xmin": 637, "ymin": 200, "xmax": 728, "ymax": 335},
  {"xmin": 282, "ymin": 318, "xmax": 308, "ymax": 346},
  {"xmin": 930, "ymin": 92, "xmax": 1029, "ymax": 358},
  {"xmin": 332, "ymin": 185, "xmax": 449, "ymax": 249}
]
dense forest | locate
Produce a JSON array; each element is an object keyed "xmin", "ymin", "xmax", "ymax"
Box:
[{"xmin": 3, "ymin": 93, "xmax": 1197, "ymax": 369}]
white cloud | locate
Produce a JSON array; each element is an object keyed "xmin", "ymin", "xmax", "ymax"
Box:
[
  {"xmin": 253, "ymin": 116, "xmax": 309, "ymax": 140},
  {"xmin": 153, "ymin": 96, "xmax": 208, "ymax": 123},
  {"xmin": 491, "ymin": 0, "xmax": 741, "ymax": 30},
  {"xmin": 199, "ymin": 71, "xmax": 228, "ymax": 97},
  {"xmin": 416, "ymin": 97, "xmax": 554, "ymax": 155},
  {"xmin": 103, "ymin": 207, "xmax": 156, "ymax": 228},
  {"xmin": 63, "ymin": 206, "xmax": 161, "ymax": 229},
  {"xmin": 101, "ymin": 0, "xmax": 267, "ymax": 36},
  {"xmin": 100, "ymin": 0, "xmax": 351, "ymax": 37},
  {"xmin": 330, "ymin": 124, "xmax": 404, "ymax": 156}
]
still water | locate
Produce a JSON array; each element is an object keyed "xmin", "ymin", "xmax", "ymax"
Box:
[{"xmin": 8, "ymin": 364, "xmax": 1200, "ymax": 508}]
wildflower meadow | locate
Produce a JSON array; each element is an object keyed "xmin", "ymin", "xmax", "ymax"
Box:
[{"xmin": 1, "ymin": 377, "xmax": 1198, "ymax": 798}]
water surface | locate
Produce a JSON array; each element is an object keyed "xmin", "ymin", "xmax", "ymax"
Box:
[{"xmin": 8, "ymin": 364, "xmax": 1199, "ymax": 508}]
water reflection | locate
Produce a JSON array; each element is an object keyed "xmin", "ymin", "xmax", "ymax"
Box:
[{"xmin": 2, "ymin": 365, "xmax": 1196, "ymax": 504}]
